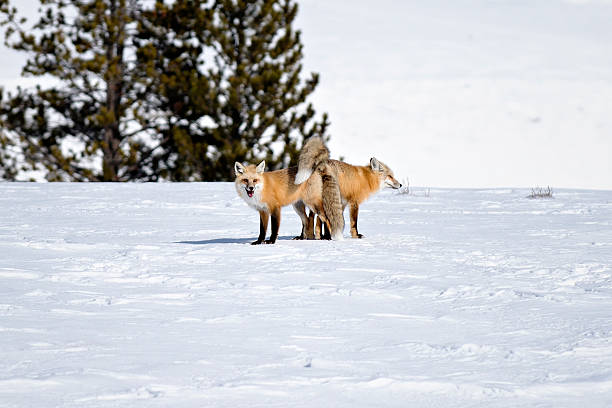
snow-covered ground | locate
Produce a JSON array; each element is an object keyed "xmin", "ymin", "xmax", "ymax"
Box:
[
  {"xmin": 295, "ymin": 0, "xmax": 612, "ymax": 189},
  {"xmin": 1, "ymin": 182, "xmax": 611, "ymax": 407}
]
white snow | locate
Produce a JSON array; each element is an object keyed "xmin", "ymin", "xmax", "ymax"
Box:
[
  {"xmin": 1, "ymin": 182, "xmax": 611, "ymax": 407},
  {"xmin": 294, "ymin": 0, "xmax": 612, "ymax": 189}
]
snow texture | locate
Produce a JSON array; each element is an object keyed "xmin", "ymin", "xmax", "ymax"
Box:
[
  {"xmin": 1, "ymin": 182, "xmax": 611, "ymax": 407},
  {"xmin": 295, "ymin": 0, "xmax": 612, "ymax": 189}
]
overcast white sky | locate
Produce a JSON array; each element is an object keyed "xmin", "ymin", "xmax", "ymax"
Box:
[{"xmin": 1, "ymin": 0, "xmax": 611, "ymax": 188}]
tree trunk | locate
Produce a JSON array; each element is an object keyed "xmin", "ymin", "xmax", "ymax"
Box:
[{"xmin": 102, "ymin": 0, "xmax": 125, "ymax": 181}]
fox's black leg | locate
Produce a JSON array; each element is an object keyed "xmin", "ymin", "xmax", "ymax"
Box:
[
  {"xmin": 252, "ymin": 211, "xmax": 268, "ymax": 245},
  {"xmin": 265, "ymin": 208, "xmax": 281, "ymax": 244},
  {"xmin": 322, "ymin": 221, "xmax": 332, "ymax": 240},
  {"xmin": 350, "ymin": 203, "xmax": 363, "ymax": 238},
  {"xmin": 316, "ymin": 211, "xmax": 332, "ymax": 240},
  {"xmin": 292, "ymin": 201, "xmax": 308, "ymax": 240}
]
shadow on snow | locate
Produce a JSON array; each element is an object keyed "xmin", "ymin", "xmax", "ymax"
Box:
[{"xmin": 176, "ymin": 236, "xmax": 296, "ymax": 245}]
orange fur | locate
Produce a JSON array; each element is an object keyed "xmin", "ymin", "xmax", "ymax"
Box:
[
  {"xmin": 260, "ymin": 167, "xmax": 303, "ymax": 208},
  {"xmin": 235, "ymin": 163, "xmax": 339, "ymax": 244},
  {"xmin": 332, "ymin": 161, "xmax": 383, "ymax": 205},
  {"xmin": 306, "ymin": 159, "xmax": 401, "ymax": 239}
]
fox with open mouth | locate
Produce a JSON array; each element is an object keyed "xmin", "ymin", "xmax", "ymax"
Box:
[{"xmin": 234, "ymin": 137, "xmax": 344, "ymax": 244}]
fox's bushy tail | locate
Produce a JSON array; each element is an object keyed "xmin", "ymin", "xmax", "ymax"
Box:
[
  {"xmin": 318, "ymin": 162, "xmax": 344, "ymax": 240},
  {"xmin": 295, "ymin": 136, "xmax": 329, "ymax": 185},
  {"xmin": 296, "ymin": 136, "xmax": 344, "ymax": 240}
]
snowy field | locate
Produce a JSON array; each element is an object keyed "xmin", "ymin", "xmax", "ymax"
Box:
[
  {"xmin": 1, "ymin": 182, "xmax": 611, "ymax": 407},
  {"xmin": 295, "ymin": 0, "xmax": 612, "ymax": 189}
]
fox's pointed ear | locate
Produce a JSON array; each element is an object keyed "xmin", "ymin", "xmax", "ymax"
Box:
[
  {"xmin": 256, "ymin": 161, "xmax": 265, "ymax": 174},
  {"xmin": 370, "ymin": 157, "xmax": 382, "ymax": 172},
  {"xmin": 234, "ymin": 162, "xmax": 245, "ymax": 176}
]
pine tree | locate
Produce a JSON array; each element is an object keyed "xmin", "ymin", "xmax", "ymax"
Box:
[
  {"xmin": 0, "ymin": 0, "xmax": 329, "ymax": 181},
  {"xmin": 134, "ymin": 0, "xmax": 216, "ymax": 181},
  {"xmin": 0, "ymin": 0, "xmax": 170, "ymax": 181},
  {"xmin": 0, "ymin": 0, "xmax": 23, "ymax": 180},
  {"xmin": 210, "ymin": 0, "xmax": 330, "ymax": 180},
  {"xmin": 0, "ymin": 124, "xmax": 18, "ymax": 180},
  {"xmin": 137, "ymin": 0, "xmax": 330, "ymax": 181}
]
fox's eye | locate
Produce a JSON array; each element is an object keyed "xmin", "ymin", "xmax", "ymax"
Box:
[
  {"xmin": 252, "ymin": 179, "xmax": 258, "ymax": 183},
  {"xmin": 242, "ymin": 180, "xmax": 248, "ymax": 184}
]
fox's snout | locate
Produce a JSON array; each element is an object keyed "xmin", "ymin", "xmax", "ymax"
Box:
[
  {"xmin": 245, "ymin": 186, "xmax": 255, "ymax": 197},
  {"xmin": 385, "ymin": 176, "xmax": 402, "ymax": 189}
]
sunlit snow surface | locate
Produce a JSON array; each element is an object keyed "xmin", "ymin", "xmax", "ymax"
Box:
[{"xmin": 1, "ymin": 183, "xmax": 611, "ymax": 407}]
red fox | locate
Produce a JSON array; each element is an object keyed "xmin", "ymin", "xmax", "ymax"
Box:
[
  {"xmin": 234, "ymin": 137, "xmax": 343, "ymax": 244},
  {"xmin": 302, "ymin": 158, "xmax": 402, "ymax": 239}
]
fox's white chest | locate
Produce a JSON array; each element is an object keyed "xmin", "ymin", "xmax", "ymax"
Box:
[{"xmin": 237, "ymin": 186, "xmax": 268, "ymax": 212}]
